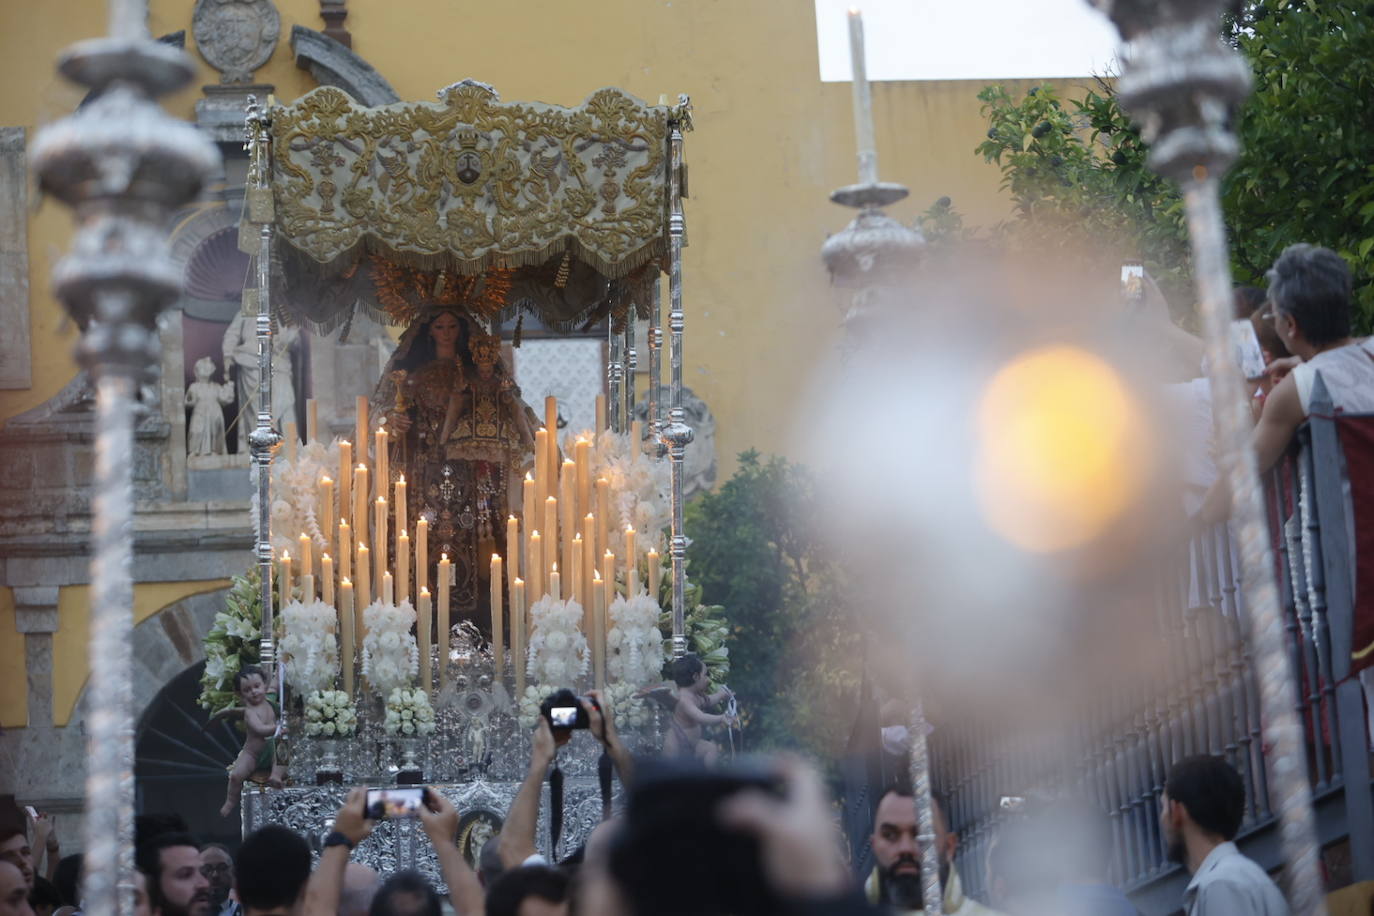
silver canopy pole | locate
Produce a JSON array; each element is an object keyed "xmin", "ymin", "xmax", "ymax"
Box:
[{"xmin": 30, "ymin": 2, "xmax": 219, "ymax": 912}]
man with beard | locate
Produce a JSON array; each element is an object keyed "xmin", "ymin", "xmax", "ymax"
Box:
[
  {"xmin": 0, "ymin": 830, "xmax": 33, "ymax": 894},
  {"xmin": 865, "ymin": 782, "xmax": 1001, "ymax": 915},
  {"xmin": 1159, "ymin": 757, "xmax": 1286, "ymax": 916},
  {"xmin": 136, "ymin": 833, "xmax": 213, "ymax": 916},
  {"xmin": 199, "ymin": 845, "xmax": 238, "ymax": 916}
]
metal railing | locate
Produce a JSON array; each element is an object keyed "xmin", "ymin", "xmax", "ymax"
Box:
[{"xmin": 931, "ymin": 375, "xmax": 1374, "ymax": 906}]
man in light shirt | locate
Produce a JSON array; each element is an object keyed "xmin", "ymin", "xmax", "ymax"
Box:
[{"xmin": 1159, "ymin": 756, "xmax": 1288, "ymax": 916}]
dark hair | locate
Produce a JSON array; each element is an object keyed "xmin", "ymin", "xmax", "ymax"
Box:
[
  {"xmin": 477, "ymin": 834, "xmax": 505, "ymax": 887},
  {"xmin": 29, "ymin": 876, "xmax": 62, "ymax": 910},
  {"xmin": 53, "ymin": 854, "xmax": 82, "ymax": 907},
  {"xmin": 484, "ymin": 866, "xmax": 569, "ymax": 916},
  {"xmin": 1164, "ymin": 755, "xmax": 1245, "ymax": 841},
  {"xmin": 395, "ymin": 311, "xmax": 472, "ymax": 373},
  {"xmin": 233, "ymin": 666, "xmax": 266, "ymax": 692},
  {"xmin": 875, "ymin": 779, "xmax": 949, "ymax": 832},
  {"xmin": 136, "ymin": 832, "xmax": 201, "ymax": 914},
  {"xmin": 134, "ymin": 814, "xmax": 188, "ymax": 852},
  {"xmin": 370, "ymin": 870, "xmax": 442, "ymax": 916},
  {"xmin": 670, "ymin": 653, "xmax": 704, "ymax": 688},
  {"xmin": 234, "ymin": 826, "xmax": 310, "ymax": 912},
  {"xmin": 1267, "ymin": 244, "xmax": 1353, "ymax": 346},
  {"xmin": 0, "ymin": 828, "xmax": 23, "ymax": 847}
]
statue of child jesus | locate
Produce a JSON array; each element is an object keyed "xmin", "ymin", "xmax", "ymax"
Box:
[
  {"xmin": 216, "ymin": 666, "xmax": 286, "ymax": 817},
  {"xmin": 662, "ymin": 653, "xmax": 737, "ymax": 766}
]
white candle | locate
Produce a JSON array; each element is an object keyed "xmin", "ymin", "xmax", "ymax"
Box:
[
  {"xmin": 544, "ymin": 496, "xmax": 558, "ymax": 582},
  {"xmin": 338, "ymin": 519, "xmax": 352, "ymax": 584},
  {"xmin": 397, "ymin": 530, "xmax": 410, "ymax": 604},
  {"xmin": 528, "ymin": 531, "xmax": 543, "ymax": 600},
  {"xmin": 624, "ymin": 526, "xmax": 636, "ymax": 582},
  {"xmin": 544, "ymin": 395, "xmax": 559, "ymax": 482},
  {"xmin": 416, "ymin": 517, "xmax": 429, "ymax": 596},
  {"xmin": 575, "ymin": 439, "xmax": 591, "ymax": 535},
  {"xmin": 593, "ymin": 572, "xmax": 606, "ymax": 690},
  {"xmin": 513, "ymin": 578, "xmax": 526, "ymax": 694},
  {"xmin": 298, "ymin": 533, "xmax": 313, "ymax": 594},
  {"xmin": 356, "ymin": 542, "xmax": 370, "ymax": 607},
  {"xmin": 596, "ymin": 479, "xmax": 610, "ymax": 567},
  {"xmin": 374, "ymin": 497, "xmax": 387, "ymax": 592},
  {"xmin": 603, "ymin": 549, "xmax": 616, "ymax": 597},
  {"xmin": 595, "ymin": 394, "xmax": 606, "ymax": 438},
  {"xmin": 394, "ymin": 476, "xmax": 407, "ymax": 548},
  {"xmin": 322, "ymin": 553, "xmax": 335, "ymax": 607},
  {"xmin": 339, "ymin": 578, "xmax": 355, "ymax": 695},
  {"xmin": 302, "ymin": 574, "xmax": 316, "ymax": 605},
  {"xmin": 549, "ymin": 563, "xmax": 561, "ymax": 602},
  {"xmin": 284, "ymin": 421, "xmax": 297, "ymax": 463},
  {"xmin": 560, "ymin": 460, "xmax": 575, "ymax": 581},
  {"xmin": 490, "ymin": 554, "xmax": 504, "ymax": 677},
  {"xmin": 418, "ymin": 587, "xmax": 432, "ymax": 693},
  {"xmin": 382, "ymin": 570, "xmax": 394, "ymax": 606},
  {"xmin": 306, "ymin": 398, "xmax": 318, "ymax": 444},
  {"xmin": 438, "ymin": 554, "xmax": 452, "ymax": 687},
  {"xmin": 279, "ymin": 550, "xmax": 292, "ymax": 609},
  {"xmin": 572, "ymin": 535, "xmax": 584, "ymax": 619},
  {"xmin": 507, "ymin": 515, "xmax": 520, "ymax": 592},
  {"xmin": 352, "ymin": 464, "xmax": 368, "ymax": 545},
  {"xmin": 375, "ymin": 425, "xmax": 389, "ymax": 499},
  {"xmin": 648, "ymin": 548, "xmax": 661, "ymax": 601}
]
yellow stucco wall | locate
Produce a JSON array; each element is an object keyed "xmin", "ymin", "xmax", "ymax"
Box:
[
  {"xmin": 0, "ymin": 0, "xmax": 1098, "ymax": 477},
  {"xmin": 46, "ymin": 580, "xmax": 231, "ymax": 728}
]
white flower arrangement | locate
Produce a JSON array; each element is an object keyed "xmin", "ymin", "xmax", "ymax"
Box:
[
  {"xmin": 279, "ymin": 599, "xmax": 340, "ymax": 695},
  {"xmin": 606, "ymin": 593, "xmax": 666, "ymax": 688},
  {"xmin": 251, "ymin": 438, "xmax": 341, "ymax": 559},
  {"xmin": 525, "ymin": 595, "xmax": 590, "ymax": 688},
  {"xmin": 572, "ymin": 430, "xmax": 672, "ymax": 565},
  {"xmin": 361, "ymin": 600, "xmax": 419, "ymax": 698},
  {"xmin": 384, "ymin": 686, "xmax": 436, "ymax": 736},
  {"xmin": 303, "ymin": 689, "xmax": 357, "ymax": 737},
  {"xmin": 517, "ymin": 684, "xmax": 557, "ymax": 729},
  {"xmin": 602, "ymin": 680, "xmax": 650, "ymax": 728}
]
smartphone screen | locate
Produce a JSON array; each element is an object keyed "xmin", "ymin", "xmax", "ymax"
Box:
[
  {"xmin": 1229, "ymin": 319, "xmax": 1267, "ymax": 380},
  {"xmin": 549, "ymin": 706, "xmax": 578, "ymax": 728},
  {"xmin": 1121, "ymin": 262, "xmax": 1145, "ymax": 309},
  {"xmin": 365, "ymin": 787, "xmax": 425, "ymax": 819}
]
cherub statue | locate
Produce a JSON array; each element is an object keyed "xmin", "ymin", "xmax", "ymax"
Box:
[
  {"xmin": 215, "ymin": 666, "xmax": 286, "ymax": 817},
  {"xmin": 659, "ymin": 653, "xmax": 737, "ymax": 766},
  {"xmin": 185, "ymin": 356, "xmax": 234, "ymax": 456}
]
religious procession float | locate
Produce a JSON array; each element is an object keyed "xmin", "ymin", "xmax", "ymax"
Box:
[{"xmin": 193, "ymin": 81, "xmax": 728, "ymax": 877}]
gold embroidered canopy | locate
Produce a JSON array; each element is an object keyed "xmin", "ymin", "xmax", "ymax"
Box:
[{"xmin": 264, "ymin": 82, "xmax": 674, "ymax": 331}]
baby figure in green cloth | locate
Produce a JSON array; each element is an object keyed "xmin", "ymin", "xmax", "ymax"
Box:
[{"xmin": 217, "ymin": 665, "xmax": 286, "ymax": 817}]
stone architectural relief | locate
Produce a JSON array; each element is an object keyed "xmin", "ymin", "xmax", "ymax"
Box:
[
  {"xmin": 634, "ymin": 385, "xmax": 717, "ymax": 499},
  {"xmin": 192, "ymin": 0, "xmax": 280, "ymax": 84},
  {"xmin": 0, "ymin": 128, "xmax": 30, "ymax": 389}
]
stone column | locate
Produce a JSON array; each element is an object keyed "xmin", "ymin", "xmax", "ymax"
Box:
[{"xmin": 13, "ymin": 586, "xmax": 59, "ymax": 727}]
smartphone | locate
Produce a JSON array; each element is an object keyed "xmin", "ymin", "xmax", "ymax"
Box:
[
  {"xmin": 365, "ymin": 787, "xmax": 426, "ymax": 819},
  {"xmin": 1121, "ymin": 261, "xmax": 1145, "ymax": 310},
  {"xmin": 23, "ymin": 806, "xmax": 37, "ymax": 820},
  {"xmin": 1229, "ymin": 319, "xmax": 1267, "ymax": 380}
]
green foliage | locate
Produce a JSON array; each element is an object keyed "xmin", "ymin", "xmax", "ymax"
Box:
[
  {"xmin": 198, "ymin": 568, "xmax": 263, "ymax": 715},
  {"xmin": 685, "ymin": 451, "xmax": 860, "ymax": 757},
  {"xmin": 1222, "ymin": 2, "xmax": 1374, "ymax": 329},
  {"xmin": 961, "ymin": 3, "xmax": 1374, "ymax": 332},
  {"xmin": 970, "ymin": 83, "xmax": 1193, "ymax": 317},
  {"xmin": 660, "ymin": 596, "xmax": 732, "ymax": 689}
]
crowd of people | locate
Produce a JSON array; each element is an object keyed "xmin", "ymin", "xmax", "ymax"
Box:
[{"xmin": 8, "ymin": 241, "xmax": 1368, "ymax": 916}]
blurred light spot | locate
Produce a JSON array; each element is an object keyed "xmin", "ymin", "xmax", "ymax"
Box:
[{"xmin": 975, "ymin": 345, "xmax": 1149, "ymax": 552}]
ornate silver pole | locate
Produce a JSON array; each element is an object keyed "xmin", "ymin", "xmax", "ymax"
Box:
[
  {"xmin": 607, "ymin": 317, "xmax": 624, "ymax": 434},
  {"xmin": 244, "ymin": 99, "xmax": 282, "ymax": 686},
  {"xmin": 662, "ymin": 96, "xmax": 694, "ymax": 658},
  {"xmin": 647, "ymin": 277, "xmax": 664, "ymax": 448},
  {"xmin": 30, "ymin": 1, "xmax": 219, "ymax": 912},
  {"xmin": 907, "ymin": 701, "xmax": 945, "ymax": 916},
  {"xmin": 822, "ymin": 12, "xmax": 937, "ymax": 912},
  {"xmin": 1089, "ymin": 2, "xmax": 1325, "ymax": 912},
  {"xmin": 623, "ymin": 306, "xmax": 637, "ymax": 437}
]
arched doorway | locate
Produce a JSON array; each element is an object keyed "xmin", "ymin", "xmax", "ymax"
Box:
[{"xmin": 134, "ymin": 662, "xmax": 245, "ymax": 847}]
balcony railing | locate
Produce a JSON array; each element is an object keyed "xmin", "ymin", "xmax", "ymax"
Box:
[{"xmin": 927, "ymin": 374, "xmax": 1374, "ymax": 911}]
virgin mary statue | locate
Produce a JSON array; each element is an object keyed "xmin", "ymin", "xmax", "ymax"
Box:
[{"xmin": 371, "ymin": 309, "xmax": 537, "ymax": 626}]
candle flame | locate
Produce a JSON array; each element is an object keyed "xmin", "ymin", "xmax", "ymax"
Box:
[
  {"xmin": 400, "ymin": 530, "xmax": 408, "ymax": 538},
  {"xmin": 515, "ymin": 577, "xmax": 524, "ymax": 585},
  {"xmin": 357, "ymin": 463, "xmax": 367, "ymax": 471},
  {"xmin": 282, "ymin": 550, "xmax": 290, "ymax": 560},
  {"xmin": 398, "ymin": 475, "xmax": 405, "ymax": 483},
  {"xmin": 573, "ymin": 534, "xmax": 582, "ymax": 542},
  {"xmin": 594, "ymin": 571, "xmax": 602, "ymax": 582},
  {"xmin": 441, "ymin": 552, "xmax": 449, "ymax": 561},
  {"xmin": 340, "ymin": 519, "xmax": 349, "ymax": 529},
  {"xmin": 321, "ymin": 475, "xmax": 332, "ymax": 483},
  {"xmin": 546, "ymin": 495, "xmax": 557, "ymax": 503},
  {"xmin": 552, "ymin": 563, "xmax": 558, "ymax": 572},
  {"xmin": 377, "ymin": 496, "xmax": 386, "ymax": 504},
  {"xmin": 532, "ymin": 530, "xmax": 540, "ymax": 538},
  {"xmin": 493, "ymin": 553, "xmax": 501, "ymax": 561},
  {"xmin": 626, "ymin": 524, "xmax": 634, "ymax": 532},
  {"xmin": 420, "ymin": 586, "xmax": 430, "ymax": 595},
  {"xmin": 323, "ymin": 553, "xmax": 331, "ymax": 561},
  {"xmin": 359, "ymin": 543, "xmax": 368, "ymax": 551},
  {"xmin": 341, "ymin": 439, "xmax": 350, "ymax": 446},
  {"xmin": 342, "ymin": 577, "xmax": 352, "ymax": 586},
  {"xmin": 526, "ymin": 472, "xmax": 533, "ymax": 481}
]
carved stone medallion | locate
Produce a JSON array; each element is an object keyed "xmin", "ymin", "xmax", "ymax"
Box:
[{"xmin": 192, "ymin": 0, "xmax": 280, "ymax": 84}]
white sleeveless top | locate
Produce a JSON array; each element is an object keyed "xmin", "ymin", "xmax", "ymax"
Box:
[{"xmin": 1292, "ymin": 339, "xmax": 1374, "ymax": 414}]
